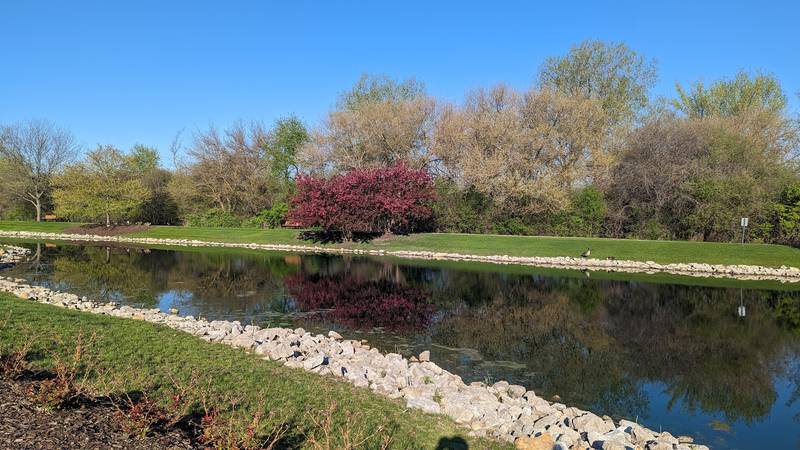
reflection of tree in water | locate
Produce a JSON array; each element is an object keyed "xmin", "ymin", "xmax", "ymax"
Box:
[
  {"xmin": 143, "ymin": 251, "xmax": 299, "ymax": 320},
  {"xmin": 604, "ymin": 285, "xmax": 800, "ymax": 424},
  {"xmin": 49, "ymin": 246, "xmax": 301, "ymax": 320},
  {"xmin": 428, "ymin": 276, "xmax": 647, "ymax": 419},
  {"xmin": 286, "ymin": 273, "xmax": 435, "ymax": 333},
  {"xmin": 51, "ymin": 246, "xmax": 155, "ymax": 305}
]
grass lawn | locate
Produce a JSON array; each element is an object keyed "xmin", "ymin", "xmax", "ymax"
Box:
[
  {"xmin": 3, "ymin": 220, "xmax": 800, "ymax": 268},
  {"xmin": 0, "ymin": 220, "xmax": 81, "ymax": 233},
  {"xmin": 0, "ymin": 293, "xmax": 506, "ymax": 449}
]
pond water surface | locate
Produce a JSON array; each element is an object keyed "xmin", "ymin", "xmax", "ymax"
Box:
[{"xmin": 2, "ymin": 240, "xmax": 800, "ymax": 450}]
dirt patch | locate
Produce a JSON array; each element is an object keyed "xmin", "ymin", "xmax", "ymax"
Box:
[
  {"xmin": 0, "ymin": 378, "xmax": 196, "ymax": 450},
  {"xmin": 63, "ymin": 224, "xmax": 151, "ymax": 236}
]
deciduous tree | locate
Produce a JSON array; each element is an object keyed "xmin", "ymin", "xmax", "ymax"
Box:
[
  {"xmin": 0, "ymin": 120, "xmax": 77, "ymax": 221},
  {"xmin": 290, "ymin": 164, "xmax": 435, "ymax": 239},
  {"xmin": 299, "ymin": 74, "xmax": 436, "ymax": 174},
  {"xmin": 53, "ymin": 145, "xmax": 149, "ymax": 226},
  {"xmin": 538, "ymin": 40, "xmax": 657, "ymax": 125}
]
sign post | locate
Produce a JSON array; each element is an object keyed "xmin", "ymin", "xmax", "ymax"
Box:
[{"xmin": 740, "ymin": 217, "xmax": 749, "ymax": 244}]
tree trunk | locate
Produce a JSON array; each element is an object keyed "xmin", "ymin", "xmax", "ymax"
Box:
[
  {"xmin": 106, "ymin": 213, "xmax": 111, "ymax": 227},
  {"xmin": 35, "ymin": 199, "xmax": 41, "ymax": 222}
]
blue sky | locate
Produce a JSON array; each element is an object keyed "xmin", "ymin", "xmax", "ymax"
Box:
[{"xmin": 2, "ymin": 1, "xmax": 798, "ymax": 162}]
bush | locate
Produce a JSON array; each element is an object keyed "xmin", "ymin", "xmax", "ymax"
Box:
[
  {"xmin": 432, "ymin": 181, "xmax": 492, "ymax": 233},
  {"xmin": 185, "ymin": 209, "xmax": 242, "ymax": 228},
  {"xmin": 243, "ymin": 203, "xmax": 289, "ymax": 229},
  {"xmin": 289, "ymin": 164, "xmax": 435, "ymax": 239}
]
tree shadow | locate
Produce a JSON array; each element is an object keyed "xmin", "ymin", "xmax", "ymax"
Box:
[{"xmin": 297, "ymin": 230, "xmax": 382, "ymax": 244}]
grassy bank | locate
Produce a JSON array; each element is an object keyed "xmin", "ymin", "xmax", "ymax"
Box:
[
  {"xmin": 3, "ymin": 220, "xmax": 800, "ymax": 268},
  {"xmin": 0, "ymin": 293, "xmax": 505, "ymax": 449}
]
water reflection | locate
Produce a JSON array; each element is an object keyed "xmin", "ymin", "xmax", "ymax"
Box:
[{"xmin": 3, "ymin": 242, "xmax": 800, "ymax": 449}]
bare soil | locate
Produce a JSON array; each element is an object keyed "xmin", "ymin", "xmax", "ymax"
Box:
[
  {"xmin": 62, "ymin": 224, "xmax": 151, "ymax": 236},
  {"xmin": 0, "ymin": 378, "xmax": 196, "ymax": 450}
]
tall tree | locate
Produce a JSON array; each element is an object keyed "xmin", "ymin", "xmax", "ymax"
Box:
[
  {"xmin": 337, "ymin": 73, "xmax": 426, "ymax": 111},
  {"xmin": 264, "ymin": 116, "xmax": 308, "ymax": 184},
  {"xmin": 185, "ymin": 122, "xmax": 275, "ymax": 216},
  {"xmin": 673, "ymin": 71, "xmax": 787, "ymax": 118},
  {"xmin": 433, "ymin": 84, "xmax": 607, "ymax": 214},
  {"xmin": 128, "ymin": 144, "xmax": 179, "ymax": 225},
  {"xmin": 0, "ymin": 120, "xmax": 77, "ymax": 221},
  {"xmin": 53, "ymin": 145, "xmax": 149, "ymax": 226},
  {"xmin": 299, "ymin": 74, "xmax": 436, "ymax": 174},
  {"xmin": 538, "ymin": 40, "xmax": 657, "ymax": 125}
]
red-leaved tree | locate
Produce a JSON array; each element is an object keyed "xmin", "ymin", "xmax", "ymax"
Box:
[{"xmin": 290, "ymin": 164, "xmax": 435, "ymax": 238}]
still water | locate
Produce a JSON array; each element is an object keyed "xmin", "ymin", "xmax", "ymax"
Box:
[{"xmin": 2, "ymin": 241, "xmax": 799, "ymax": 449}]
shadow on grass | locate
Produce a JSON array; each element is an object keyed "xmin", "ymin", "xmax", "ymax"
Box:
[
  {"xmin": 298, "ymin": 230, "xmax": 383, "ymax": 244},
  {"xmin": 436, "ymin": 435, "xmax": 469, "ymax": 449}
]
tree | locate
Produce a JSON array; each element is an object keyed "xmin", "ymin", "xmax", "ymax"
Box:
[
  {"xmin": 607, "ymin": 113, "xmax": 793, "ymax": 240},
  {"xmin": 337, "ymin": 73, "xmax": 426, "ymax": 111},
  {"xmin": 674, "ymin": 71, "xmax": 787, "ymax": 118},
  {"xmin": 289, "ymin": 164, "xmax": 435, "ymax": 239},
  {"xmin": 185, "ymin": 122, "xmax": 273, "ymax": 216},
  {"xmin": 263, "ymin": 116, "xmax": 308, "ymax": 205},
  {"xmin": 53, "ymin": 145, "xmax": 149, "ymax": 226},
  {"xmin": 432, "ymin": 84, "xmax": 607, "ymax": 215},
  {"xmin": 299, "ymin": 74, "xmax": 436, "ymax": 174},
  {"xmin": 128, "ymin": 144, "xmax": 179, "ymax": 225},
  {"xmin": 0, "ymin": 120, "xmax": 77, "ymax": 221},
  {"xmin": 538, "ymin": 40, "xmax": 657, "ymax": 125},
  {"xmin": 265, "ymin": 116, "xmax": 307, "ymax": 181}
]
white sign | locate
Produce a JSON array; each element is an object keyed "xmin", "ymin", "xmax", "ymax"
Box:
[{"xmin": 741, "ymin": 217, "xmax": 749, "ymax": 227}]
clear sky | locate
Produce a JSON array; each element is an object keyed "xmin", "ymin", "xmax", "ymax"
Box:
[{"xmin": 2, "ymin": 0, "xmax": 798, "ymax": 162}]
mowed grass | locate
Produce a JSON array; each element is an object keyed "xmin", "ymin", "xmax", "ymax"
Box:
[
  {"xmin": 0, "ymin": 220, "xmax": 81, "ymax": 233},
  {"xmin": 0, "ymin": 293, "xmax": 507, "ymax": 449},
  {"xmin": 3, "ymin": 220, "xmax": 800, "ymax": 268}
]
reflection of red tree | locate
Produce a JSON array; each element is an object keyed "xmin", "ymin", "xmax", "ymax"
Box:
[{"xmin": 285, "ymin": 274, "xmax": 435, "ymax": 333}]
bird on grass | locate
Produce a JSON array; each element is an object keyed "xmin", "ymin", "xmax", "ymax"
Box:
[{"xmin": 580, "ymin": 248, "xmax": 591, "ymax": 258}]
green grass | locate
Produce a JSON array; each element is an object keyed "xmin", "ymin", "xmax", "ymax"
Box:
[
  {"xmin": 0, "ymin": 293, "xmax": 506, "ymax": 449},
  {"xmin": 0, "ymin": 220, "xmax": 81, "ymax": 233},
  {"xmin": 3, "ymin": 220, "xmax": 800, "ymax": 268}
]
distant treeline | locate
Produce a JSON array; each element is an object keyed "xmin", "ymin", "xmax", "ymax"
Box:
[{"xmin": 1, "ymin": 40, "xmax": 799, "ymax": 244}]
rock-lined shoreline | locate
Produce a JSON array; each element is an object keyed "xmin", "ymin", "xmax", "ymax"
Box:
[
  {"xmin": 1, "ymin": 229, "xmax": 798, "ymax": 283},
  {"xmin": 0, "ymin": 245, "xmax": 707, "ymax": 450}
]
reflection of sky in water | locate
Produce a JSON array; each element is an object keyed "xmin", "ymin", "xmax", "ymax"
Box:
[
  {"xmin": 643, "ymin": 378, "xmax": 799, "ymax": 449},
  {"xmin": 3, "ymin": 240, "xmax": 800, "ymax": 450}
]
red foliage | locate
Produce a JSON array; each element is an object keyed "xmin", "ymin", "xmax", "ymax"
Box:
[
  {"xmin": 289, "ymin": 164, "xmax": 435, "ymax": 237},
  {"xmin": 285, "ymin": 274, "xmax": 435, "ymax": 333}
]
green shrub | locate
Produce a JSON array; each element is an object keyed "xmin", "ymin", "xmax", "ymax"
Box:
[
  {"xmin": 243, "ymin": 203, "xmax": 289, "ymax": 229},
  {"xmin": 432, "ymin": 181, "xmax": 492, "ymax": 233},
  {"xmin": 185, "ymin": 209, "xmax": 242, "ymax": 228}
]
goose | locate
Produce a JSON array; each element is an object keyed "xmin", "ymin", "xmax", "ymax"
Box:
[{"xmin": 580, "ymin": 248, "xmax": 591, "ymax": 258}]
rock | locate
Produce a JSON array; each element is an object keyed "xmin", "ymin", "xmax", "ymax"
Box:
[
  {"xmin": 514, "ymin": 433, "xmax": 554, "ymax": 450},
  {"xmin": 303, "ymin": 353, "xmax": 327, "ymax": 370},
  {"xmin": 406, "ymin": 396, "xmax": 440, "ymax": 414},
  {"xmin": 419, "ymin": 350, "xmax": 430, "ymax": 362},
  {"xmin": 507, "ymin": 385, "xmax": 527, "ymax": 399},
  {"xmin": 572, "ymin": 413, "xmax": 610, "ymax": 434},
  {"xmin": 327, "ymin": 330, "xmax": 343, "ymax": 340},
  {"xmin": 231, "ymin": 334, "xmax": 256, "ymax": 349},
  {"xmin": 168, "ymin": 307, "xmax": 179, "ymax": 314},
  {"xmin": 645, "ymin": 442, "xmax": 673, "ymax": 450}
]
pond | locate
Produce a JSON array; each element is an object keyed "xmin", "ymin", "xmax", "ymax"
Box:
[{"xmin": 2, "ymin": 240, "xmax": 799, "ymax": 449}]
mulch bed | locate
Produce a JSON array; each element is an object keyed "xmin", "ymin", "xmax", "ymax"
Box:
[
  {"xmin": 62, "ymin": 224, "xmax": 151, "ymax": 236},
  {"xmin": 0, "ymin": 378, "xmax": 197, "ymax": 450}
]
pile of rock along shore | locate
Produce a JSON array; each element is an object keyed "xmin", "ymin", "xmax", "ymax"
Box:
[
  {"xmin": 1, "ymin": 229, "xmax": 798, "ymax": 283},
  {"xmin": 0, "ymin": 244, "xmax": 29, "ymax": 267},
  {"xmin": 0, "ymin": 247, "xmax": 707, "ymax": 450}
]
